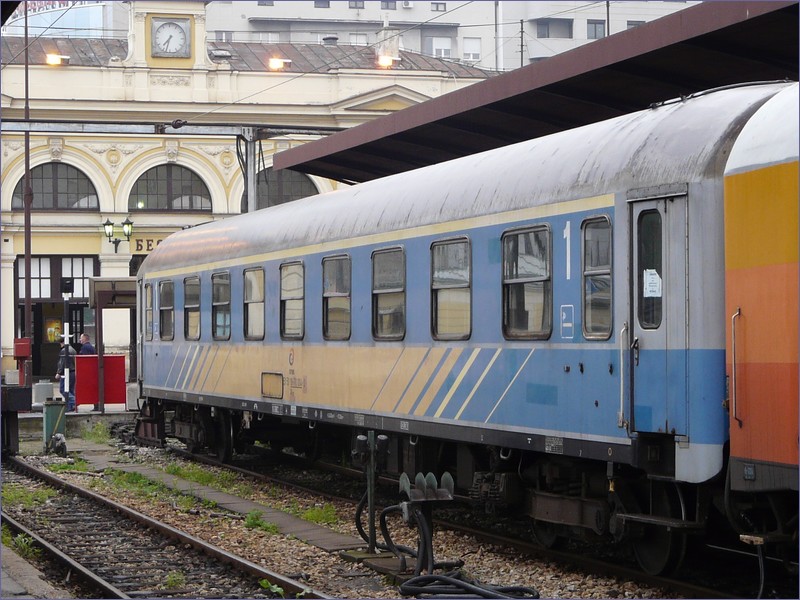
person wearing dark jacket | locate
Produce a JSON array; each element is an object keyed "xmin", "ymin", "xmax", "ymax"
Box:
[
  {"xmin": 56, "ymin": 334, "xmax": 77, "ymax": 411},
  {"xmin": 79, "ymin": 333, "xmax": 96, "ymax": 355}
]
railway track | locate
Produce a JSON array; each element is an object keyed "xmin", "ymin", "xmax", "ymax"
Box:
[
  {"xmin": 173, "ymin": 445, "xmax": 794, "ymax": 599},
  {"xmin": 1, "ymin": 456, "xmax": 329, "ymax": 599}
]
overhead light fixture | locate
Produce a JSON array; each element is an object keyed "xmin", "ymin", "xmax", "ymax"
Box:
[
  {"xmin": 268, "ymin": 57, "xmax": 291, "ymax": 70},
  {"xmin": 45, "ymin": 54, "xmax": 70, "ymax": 66},
  {"xmin": 103, "ymin": 217, "xmax": 134, "ymax": 253}
]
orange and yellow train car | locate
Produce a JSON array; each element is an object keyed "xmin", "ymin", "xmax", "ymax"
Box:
[{"xmin": 724, "ymin": 83, "xmax": 798, "ymax": 538}]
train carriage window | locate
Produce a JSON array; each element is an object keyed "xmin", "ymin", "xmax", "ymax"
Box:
[
  {"xmin": 244, "ymin": 268, "xmax": 265, "ymax": 340},
  {"xmin": 372, "ymin": 248, "xmax": 405, "ymax": 340},
  {"xmin": 323, "ymin": 256, "xmax": 351, "ymax": 340},
  {"xmin": 281, "ymin": 262, "xmax": 304, "ymax": 339},
  {"xmin": 582, "ymin": 217, "xmax": 612, "ymax": 339},
  {"xmin": 637, "ymin": 211, "xmax": 662, "ymax": 329},
  {"xmin": 159, "ymin": 281, "xmax": 174, "ymax": 341},
  {"xmin": 144, "ymin": 283, "xmax": 153, "ymax": 341},
  {"xmin": 184, "ymin": 277, "xmax": 200, "ymax": 340},
  {"xmin": 432, "ymin": 239, "xmax": 471, "ymax": 340},
  {"xmin": 502, "ymin": 227, "xmax": 552, "ymax": 339},
  {"xmin": 212, "ymin": 272, "xmax": 231, "ymax": 340}
]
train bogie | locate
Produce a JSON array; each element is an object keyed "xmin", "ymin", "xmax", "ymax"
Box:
[{"xmin": 135, "ymin": 81, "xmax": 798, "ymax": 574}]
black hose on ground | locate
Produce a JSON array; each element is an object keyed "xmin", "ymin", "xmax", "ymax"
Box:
[{"xmin": 399, "ymin": 570, "xmax": 539, "ymax": 599}]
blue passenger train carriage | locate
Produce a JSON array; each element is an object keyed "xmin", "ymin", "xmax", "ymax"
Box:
[{"xmin": 135, "ymin": 81, "xmax": 798, "ymax": 575}]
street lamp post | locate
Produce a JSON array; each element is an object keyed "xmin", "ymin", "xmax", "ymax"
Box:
[{"xmin": 23, "ymin": 1, "xmax": 33, "ymax": 387}]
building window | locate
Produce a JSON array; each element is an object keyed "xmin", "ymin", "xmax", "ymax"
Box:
[
  {"xmin": 587, "ymin": 19, "xmax": 605, "ymax": 39},
  {"xmin": 431, "ymin": 36, "xmax": 451, "ymax": 58},
  {"xmin": 242, "ymin": 167, "xmax": 319, "ymax": 211},
  {"xmin": 17, "ymin": 258, "xmax": 51, "ymax": 299},
  {"xmin": 349, "ymin": 33, "xmax": 368, "ymax": 46},
  {"xmin": 502, "ymin": 226, "xmax": 552, "ymax": 339},
  {"xmin": 212, "ymin": 272, "xmax": 231, "ymax": 340},
  {"xmin": 432, "ymin": 239, "xmax": 470, "ymax": 340},
  {"xmin": 184, "ymin": 277, "xmax": 200, "ymax": 340},
  {"xmin": 11, "ymin": 163, "xmax": 99, "ymax": 210},
  {"xmin": 257, "ymin": 1, "xmax": 274, "ymax": 5},
  {"xmin": 323, "ymin": 255, "xmax": 351, "ymax": 340},
  {"xmin": 260, "ymin": 31, "xmax": 280, "ymax": 43},
  {"xmin": 314, "ymin": 1, "xmax": 330, "ymax": 7},
  {"xmin": 349, "ymin": 1, "xmax": 365, "ymax": 7},
  {"xmin": 381, "ymin": 1, "xmax": 397, "ymax": 9},
  {"xmin": 62, "ymin": 257, "xmax": 94, "ymax": 298},
  {"xmin": 372, "ymin": 248, "xmax": 405, "ymax": 340},
  {"xmin": 144, "ymin": 283, "xmax": 153, "ymax": 341},
  {"xmin": 281, "ymin": 262, "xmax": 304, "ymax": 339},
  {"xmin": 627, "ymin": 20, "xmax": 645, "ymax": 29},
  {"xmin": 536, "ymin": 18, "xmax": 573, "ymax": 39},
  {"xmin": 244, "ymin": 268, "xmax": 265, "ymax": 340},
  {"xmin": 582, "ymin": 217, "xmax": 612, "ymax": 339},
  {"xmin": 431, "ymin": 2, "xmax": 446, "ymax": 11},
  {"xmin": 159, "ymin": 280, "xmax": 174, "ymax": 341},
  {"xmin": 129, "ymin": 165, "xmax": 212, "ymax": 211},
  {"xmin": 215, "ymin": 30, "xmax": 233, "ymax": 42},
  {"xmin": 462, "ymin": 37, "xmax": 480, "ymax": 61}
]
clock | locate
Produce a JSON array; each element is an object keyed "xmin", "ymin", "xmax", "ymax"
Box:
[{"xmin": 151, "ymin": 17, "xmax": 191, "ymax": 58}]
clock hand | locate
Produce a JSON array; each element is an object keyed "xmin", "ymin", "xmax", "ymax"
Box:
[{"xmin": 161, "ymin": 34, "xmax": 173, "ymax": 51}]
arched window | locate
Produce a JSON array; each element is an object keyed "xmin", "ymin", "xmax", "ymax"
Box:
[
  {"xmin": 129, "ymin": 165, "xmax": 212, "ymax": 211},
  {"xmin": 11, "ymin": 163, "xmax": 99, "ymax": 210},
  {"xmin": 240, "ymin": 167, "xmax": 318, "ymax": 212}
]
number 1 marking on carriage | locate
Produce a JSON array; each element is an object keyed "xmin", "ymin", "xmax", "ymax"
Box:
[{"xmin": 563, "ymin": 221, "xmax": 571, "ymax": 280}]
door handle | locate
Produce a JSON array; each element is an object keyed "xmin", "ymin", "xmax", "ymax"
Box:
[{"xmin": 631, "ymin": 337, "xmax": 640, "ymax": 366}]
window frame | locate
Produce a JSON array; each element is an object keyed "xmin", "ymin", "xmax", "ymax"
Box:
[
  {"xmin": 637, "ymin": 210, "xmax": 663, "ymax": 330},
  {"xmin": 322, "ymin": 255, "xmax": 352, "ymax": 341},
  {"xmin": 243, "ymin": 267, "xmax": 266, "ymax": 341},
  {"xmin": 280, "ymin": 261, "xmax": 305, "ymax": 340},
  {"xmin": 431, "ymin": 237, "xmax": 471, "ymax": 341},
  {"xmin": 159, "ymin": 280, "xmax": 174, "ymax": 341},
  {"xmin": 372, "ymin": 247, "xmax": 406, "ymax": 341},
  {"xmin": 144, "ymin": 283, "xmax": 153, "ymax": 341},
  {"xmin": 581, "ymin": 216, "xmax": 613, "ymax": 340},
  {"xmin": 11, "ymin": 162, "xmax": 99, "ymax": 211},
  {"xmin": 211, "ymin": 271, "xmax": 232, "ymax": 341},
  {"xmin": 501, "ymin": 225, "xmax": 553, "ymax": 340},
  {"xmin": 587, "ymin": 19, "xmax": 605, "ymax": 39},
  {"xmin": 184, "ymin": 276, "xmax": 201, "ymax": 341},
  {"xmin": 128, "ymin": 164, "xmax": 212, "ymax": 212},
  {"xmin": 431, "ymin": 2, "xmax": 447, "ymax": 11}
]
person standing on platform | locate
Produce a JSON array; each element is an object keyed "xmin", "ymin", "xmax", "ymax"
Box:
[
  {"xmin": 55, "ymin": 334, "xmax": 77, "ymax": 412},
  {"xmin": 79, "ymin": 333, "xmax": 96, "ymax": 355}
]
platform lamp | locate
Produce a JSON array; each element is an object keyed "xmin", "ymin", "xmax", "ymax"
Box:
[{"xmin": 103, "ymin": 217, "xmax": 134, "ymax": 253}]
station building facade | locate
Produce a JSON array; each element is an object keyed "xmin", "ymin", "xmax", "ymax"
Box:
[
  {"xmin": 0, "ymin": 0, "xmax": 490, "ymax": 380},
  {"xmin": 3, "ymin": 1, "xmax": 697, "ymax": 72}
]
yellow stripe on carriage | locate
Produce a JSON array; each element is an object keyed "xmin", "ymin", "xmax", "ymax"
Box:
[
  {"xmin": 434, "ymin": 348, "xmax": 481, "ymax": 418},
  {"xmin": 413, "ymin": 349, "xmax": 463, "ymax": 417},
  {"xmin": 455, "ymin": 348, "xmax": 502, "ymax": 420}
]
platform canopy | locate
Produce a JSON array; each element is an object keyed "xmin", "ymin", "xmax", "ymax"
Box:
[{"xmin": 274, "ymin": 1, "xmax": 799, "ymax": 184}]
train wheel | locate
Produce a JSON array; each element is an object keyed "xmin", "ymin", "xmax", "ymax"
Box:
[
  {"xmin": 531, "ymin": 520, "xmax": 561, "ymax": 549},
  {"xmin": 215, "ymin": 409, "xmax": 234, "ymax": 462},
  {"xmin": 632, "ymin": 481, "xmax": 687, "ymax": 576}
]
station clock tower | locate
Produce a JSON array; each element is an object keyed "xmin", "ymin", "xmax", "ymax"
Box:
[{"xmin": 124, "ymin": 1, "xmax": 213, "ymax": 70}]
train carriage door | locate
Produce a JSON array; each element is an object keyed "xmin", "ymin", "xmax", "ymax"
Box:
[{"xmin": 630, "ymin": 195, "xmax": 687, "ymax": 435}]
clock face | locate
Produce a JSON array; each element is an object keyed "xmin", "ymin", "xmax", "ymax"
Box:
[{"xmin": 151, "ymin": 18, "xmax": 190, "ymax": 58}]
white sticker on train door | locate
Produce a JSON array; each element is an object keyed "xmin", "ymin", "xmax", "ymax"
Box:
[
  {"xmin": 643, "ymin": 269, "xmax": 662, "ymax": 297},
  {"xmin": 560, "ymin": 305, "xmax": 574, "ymax": 339}
]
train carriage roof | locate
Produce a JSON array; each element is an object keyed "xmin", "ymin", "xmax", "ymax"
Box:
[{"xmin": 140, "ymin": 82, "xmax": 793, "ymax": 277}]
